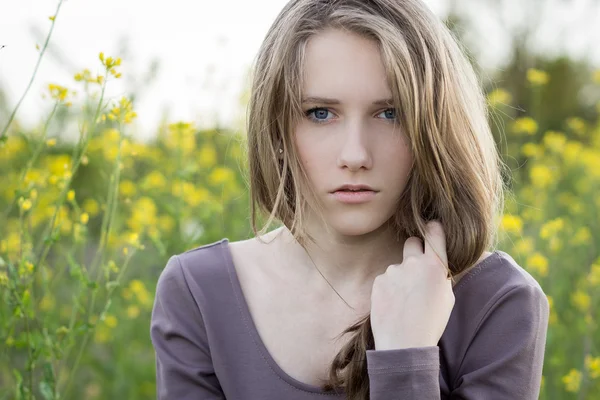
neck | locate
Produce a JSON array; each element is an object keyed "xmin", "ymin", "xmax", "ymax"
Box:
[{"xmin": 272, "ymin": 219, "xmax": 406, "ymax": 300}]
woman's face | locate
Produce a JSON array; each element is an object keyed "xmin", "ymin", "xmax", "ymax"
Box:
[{"xmin": 294, "ymin": 28, "xmax": 413, "ymax": 237}]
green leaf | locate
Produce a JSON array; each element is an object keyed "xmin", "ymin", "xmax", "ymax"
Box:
[{"xmin": 39, "ymin": 381, "xmax": 55, "ymax": 400}]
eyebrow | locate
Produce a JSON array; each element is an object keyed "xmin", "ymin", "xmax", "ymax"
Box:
[{"xmin": 301, "ymin": 96, "xmax": 394, "ymax": 106}]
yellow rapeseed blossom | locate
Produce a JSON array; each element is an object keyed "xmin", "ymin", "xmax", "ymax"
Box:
[
  {"xmin": 540, "ymin": 218, "xmax": 565, "ymax": 240},
  {"xmin": 126, "ymin": 197, "xmax": 158, "ymax": 232},
  {"xmin": 18, "ymin": 197, "xmax": 32, "ymax": 211},
  {"xmin": 526, "ymin": 252, "xmax": 548, "ymax": 277},
  {"xmin": 585, "ymin": 355, "xmax": 600, "ymax": 379},
  {"xmin": 82, "ymin": 198, "xmax": 100, "ymax": 216},
  {"xmin": 571, "ymin": 227, "xmax": 591, "ymax": 246},
  {"xmin": 542, "ymin": 131, "xmax": 566, "ymax": 153},
  {"xmin": 500, "ymin": 214, "xmax": 523, "ymax": 235},
  {"xmin": 562, "ymin": 369, "xmax": 582, "ymax": 392},
  {"xmin": 142, "ymin": 171, "xmax": 167, "ymax": 190},
  {"xmin": 521, "ymin": 143, "xmax": 543, "ymax": 158},
  {"xmin": 512, "ymin": 117, "xmax": 538, "ymax": 135},
  {"xmin": 580, "ymin": 149, "xmax": 600, "ymax": 180},
  {"xmin": 588, "ymin": 263, "xmax": 600, "ymax": 286},
  {"xmin": 119, "ymin": 180, "xmax": 137, "ymax": 198},
  {"xmin": 127, "ymin": 305, "xmax": 140, "ymax": 319},
  {"xmin": 80, "ymin": 213, "xmax": 89, "ymax": 225},
  {"xmin": 529, "ymin": 164, "xmax": 554, "ymax": 188},
  {"xmin": 527, "ymin": 68, "xmax": 550, "ymax": 86},
  {"xmin": 514, "ymin": 237, "xmax": 534, "ymax": 255},
  {"xmin": 593, "ymin": 69, "xmax": 600, "ymax": 85},
  {"xmin": 47, "ymin": 83, "xmax": 73, "ymax": 102},
  {"xmin": 209, "ymin": 167, "xmax": 235, "ymax": 186},
  {"xmin": 486, "ymin": 88, "xmax": 512, "ymax": 107},
  {"xmin": 571, "ymin": 290, "xmax": 591, "ymax": 312},
  {"xmin": 103, "ymin": 314, "xmax": 118, "ymax": 328},
  {"xmin": 0, "ymin": 272, "xmax": 8, "ymax": 286},
  {"xmin": 67, "ymin": 190, "xmax": 75, "ymax": 202},
  {"xmin": 562, "ymin": 141, "xmax": 583, "ymax": 166},
  {"xmin": 198, "ymin": 144, "xmax": 218, "ymax": 168},
  {"xmin": 547, "ymin": 295, "xmax": 558, "ymax": 325},
  {"xmin": 46, "ymin": 138, "xmax": 57, "ymax": 147},
  {"xmin": 566, "ymin": 117, "xmax": 586, "ymax": 136}
]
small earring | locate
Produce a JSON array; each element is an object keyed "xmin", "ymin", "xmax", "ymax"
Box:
[{"xmin": 278, "ymin": 147, "xmax": 283, "ymax": 154}]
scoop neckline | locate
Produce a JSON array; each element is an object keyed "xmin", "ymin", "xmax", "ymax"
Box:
[{"xmin": 218, "ymin": 237, "xmax": 501, "ymax": 395}]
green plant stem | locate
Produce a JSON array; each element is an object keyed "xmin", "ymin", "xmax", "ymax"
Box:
[
  {"xmin": 0, "ymin": 0, "xmax": 64, "ymax": 142},
  {"xmin": 2, "ymin": 102, "xmax": 59, "ymax": 222}
]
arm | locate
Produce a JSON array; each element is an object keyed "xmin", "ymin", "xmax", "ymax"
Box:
[
  {"xmin": 366, "ymin": 283, "xmax": 549, "ymax": 399},
  {"xmin": 150, "ymin": 255, "xmax": 225, "ymax": 399}
]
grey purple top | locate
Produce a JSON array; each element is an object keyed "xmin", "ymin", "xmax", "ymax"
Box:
[{"xmin": 150, "ymin": 239, "xmax": 549, "ymax": 399}]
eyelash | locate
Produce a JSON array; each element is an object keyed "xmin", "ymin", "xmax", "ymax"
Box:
[{"xmin": 304, "ymin": 107, "xmax": 397, "ymax": 124}]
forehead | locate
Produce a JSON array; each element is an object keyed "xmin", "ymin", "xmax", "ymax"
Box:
[{"xmin": 301, "ymin": 28, "xmax": 392, "ymax": 101}]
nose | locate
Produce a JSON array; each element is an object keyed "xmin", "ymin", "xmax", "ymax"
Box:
[{"xmin": 336, "ymin": 120, "xmax": 373, "ymax": 171}]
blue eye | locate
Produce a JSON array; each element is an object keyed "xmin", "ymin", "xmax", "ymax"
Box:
[
  {"xmin": 379, "ymin": 109, "xmax": 397, "ymax": 120},
  {"xmin": 305, "ymin": 107, "xmax": 333, "ymax": 124},
  {"xmin": 304, "ymin": 107, "xmax": 398, "ymax": 124}
]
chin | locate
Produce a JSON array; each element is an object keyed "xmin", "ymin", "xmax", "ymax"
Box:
[{"xmin": 326, "ymin": 212, "xmax": 391, "ymax": 237}]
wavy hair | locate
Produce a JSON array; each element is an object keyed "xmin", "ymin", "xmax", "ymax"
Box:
[{"xmin": 245, "ymin": 0, "xmax": 508, "ymax": 398}]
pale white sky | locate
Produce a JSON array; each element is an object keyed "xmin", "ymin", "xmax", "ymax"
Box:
[{"xmin": 0, "ymin": 0, "xmax": 598, "ymax": 141}]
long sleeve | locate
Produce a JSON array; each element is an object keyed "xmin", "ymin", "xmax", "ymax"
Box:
[
  {"xmin": 366, "ymin": 283, "xmax": 549, "ymax": 399},
  {"xmin": 150, "ymin": 255, "xmax": 225, "ymax": 400}
]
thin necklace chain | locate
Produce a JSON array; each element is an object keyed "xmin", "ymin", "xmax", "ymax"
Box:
[{"xmin": 302, "ymin": 246, "xmax": 356, "ymax": 310}]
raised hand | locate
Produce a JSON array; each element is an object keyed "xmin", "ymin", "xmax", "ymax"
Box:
[{"xmin": 370, "ymin": 220, "xmax": 455, "ymax": 350}]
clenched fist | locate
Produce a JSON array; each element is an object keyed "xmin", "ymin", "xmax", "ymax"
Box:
[{"xmin": 370, "ymin": 220, "xmax": 455, "ymax": 350}]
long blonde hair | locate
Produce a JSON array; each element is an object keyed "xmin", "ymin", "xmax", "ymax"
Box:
[{"xmin": 245, "ymin": 0, "xmax": 508, "ymax": 398}]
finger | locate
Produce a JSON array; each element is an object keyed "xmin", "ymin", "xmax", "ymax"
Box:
[
  {"xmin": 423, "ymin": 220, "xmax": 448, "ymax": 269},
  {"xmin": 403, "ymin": 236, "xmax": 423, "ymax": 261}
]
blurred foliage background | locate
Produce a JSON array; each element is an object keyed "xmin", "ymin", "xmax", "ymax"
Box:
[{"xmin": 1, "ymin": 0, "xmax": 599, "ymax": 399}]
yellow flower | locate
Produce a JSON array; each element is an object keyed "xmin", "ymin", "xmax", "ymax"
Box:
[
  {"xmin": 571, "ymin": 290, "xmax": 591, "ymax": 312},
  {"xmin": 529, "ymin": 164, "xmax": 554, "ymax": 188},
  {"xmin": 542, "ymin": 131, "xmax": 566, "ymax": 153},
  {"xmin": 67, "ymin": 190, "xmax": 75, "ymax": 202},
  {"xmin": 142, "ymin": 171, "xmax": 167, "ymax": 190},
  {"xmin": 571, "ymin": 227, "xmax": 591, "ymax": 246},
  {"xmin": 80, "ymin": 213, "xmax": 89, "ymax": 225},
  {"xmin": 49, "ymin": 16, "xmax": 55, "ymax": 21},
  {"xmin": 46, "ymin": 138, "xmax": 57, "ymax": 147},
  {"xmin": 585, "ymin": 355, "xmax": 600, "ymax": 379},
  {"xmin": 500, "ymin": 214, "xmax": 523, "ymax": 235},
  {"xmin": 198, "ymin": 144, "xmax": 218, "ymax": 168},
  {"xmin": 514, "ymin": 237, "xmax": 534, "ymax": 255},
  {"xmin": 512, "ymin": 117, "xmax": 538, "ymax": 135},
  {"xmin": 563, "ymin": 141, "xmax": 583, "ymax": 166},
  {"xmin": 539, "ymin": 218, "xmax": 565, "ymax": 240},
  {"xmin": 527, "ymin": 68, "xmax": 550, "ymax": 86},
  {"xmin": 487, "ymin": 88, "xmax": 512, "ymax": 107},
  {"xmin": 0, "ymin": 272, "xmax": 8, "ymax": 286},
  {"xmin": 547, "ymin": 295, "xmax": 558, "ymax": 326},
  {"xmin": 593, "ymin": 69, "xmax": 600, "ymax": 85},
  {"xmin": 127, "ymin": 305, "xmax": 140, "ymax": 319},
  {"xmin": 562, "ymin": 369, "xmax": 582, "ymax": 392},
  {"xmin": 119, "ymin": 180, "xmax": 137, "ymax": 198},
  {"xmin": 587, "ymin": 263, "xmax": 600, "ymax": 286},
  {"xmin": 209, "ymin": 167, "xmax": 235, "ymax": 185},
  {"xmin": 521, "ymin": 143, "xmax": 543, "ymax": 158},
  {"xmin": 526, "ymin": 252, "xmax": 548, "ymax": 277},
  {"xmin": 19, "ymin": 197, "xmax": 32, "ymax": 211},
  {"xmin": 103, "ymin": 314, "xmax": 118, "ymax": 328},
  {"xmin": 566, "ymin": 117, "xmax": 586, "ymax": 136},
  {"xmin": 83, "ymin": 199, "xmax": 100, "ymax": 216}
]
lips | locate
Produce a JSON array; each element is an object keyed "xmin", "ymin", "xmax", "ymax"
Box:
[{"xmin": 332, "ymin": 184, "xmax": 378, "ymax": 193}]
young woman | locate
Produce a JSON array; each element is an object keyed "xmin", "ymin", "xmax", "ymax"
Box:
[{"xmin": 150, "ymin": 0, "xmax": 550, "ymax": 399}]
